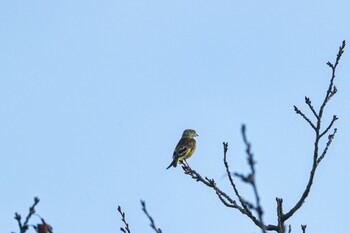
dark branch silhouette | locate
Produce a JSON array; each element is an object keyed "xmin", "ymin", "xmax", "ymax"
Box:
[
  {"xmin": 141, "ymin": 200, "xmax": 162, "ymax": 233},
  {"xmin": 284, "ymin": 40, "xmax": 345, "ymax": 222},
  {"xmin": 117, "ymin": 201, "xmax": 162, "ymax": 233},
  {"xmin": 14, "ymin": 197, "xmax": 40, "ymax": 233},
  {"xmin": 234, "ymin": 125, "xmax": 266, "ymax": 233},
  {"xmin": 301, "ymin": 225, "xmax": 307, "ymax": 233},
  {"xmin": 182, "ymin": 157, "xmax": 278, "ymax": 231},
  {"xmin": 13, "ymin": 197, "xmax": 53, "ymax": 233},
  {"xmin": 117, "ymin": 205, "xmax": 131, "ymax": 233},
  {"xmin": 276, "ymin": 198, "xmax": 284, "ymax": 233}
]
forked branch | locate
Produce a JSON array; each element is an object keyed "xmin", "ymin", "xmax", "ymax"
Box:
[
  {"xmin": 183, "ymin": 40, "xmax": 345, "ymax": 233},
  {"xmin": 284, "ymin": 40, "xmax": 345, "ymax": 221}
]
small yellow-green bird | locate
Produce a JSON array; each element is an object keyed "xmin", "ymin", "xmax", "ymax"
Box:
[{"xmin": 166, "ymin": 129, "xmax": 198, "ymax": 169}]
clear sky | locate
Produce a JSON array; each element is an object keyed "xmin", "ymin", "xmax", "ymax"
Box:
[{"xmin": 1, "ymin": 1, "xmax": 349, "ymax": 232}]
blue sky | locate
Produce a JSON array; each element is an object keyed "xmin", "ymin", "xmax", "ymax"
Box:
[{"xmin": 1, "ymin": 1, "xmax": 349, "ymax": 232}]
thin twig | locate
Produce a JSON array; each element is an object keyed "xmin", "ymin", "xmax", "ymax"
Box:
[
  {"xmin": 305, "ymin": 97, "xmax": 319, "ymax": 120},
  {"xmin": 23, "ymin": 197, "xmax": 40, "ymax": 232},
  {"xmin": 241, "ymin": 125, "xmax": 266, "ymax": 233},
  {"xmin": 15, "ymin": 197, "xmax": 40, "ymax": 233},
  {"xmin": 184, "ymin": 166, "xmax": 239, "ymax": 208},
  {"xmin": 293, "ymin": 106, "xmax": 316, "ymax": 131},
  {"xmin": 223, "ymin": 142, "xmax": 255, "ymax": 220},
  {"xmin": 319, "ymin": 115, "xmax": 338, "ymax": 138},
  {"xmin": 141, "ymin": 200, "xmax": 162, "ymax": 233},
  {"xmin": 117, "ymin": 206, "xmax": 131, "ymax": 233},
  {"xmin": 319, "ymin": 41, "xmax": 345, "ymax": 119},
  {"xmin": 318, "ymin": 128, "xmax": 337, "ymax": 164},
  {"xmin": 14, "ymin": 213, "xmax": 23, "ymax": 232},
  {"xmin": 301, "ymin": 225, "xmax": 307, "ymax": 233}
]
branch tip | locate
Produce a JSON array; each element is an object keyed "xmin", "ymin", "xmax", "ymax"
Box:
[
  {"xmin": 326, "ymin": 61, "xmax": 333, "ymax": 68},
  {"xmin": 301, "ymin": 225, "xmax": 307, "ymax": 233},
  {"xmin": 304, "ymin": 96, "xmax": 311, "ymax": 104}
]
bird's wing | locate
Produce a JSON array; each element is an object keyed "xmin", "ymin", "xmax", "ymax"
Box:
[
  {"xmin": 173, "ymin": 138, "xmax": 194, "ymax": 159},
  {"xmin": 177, "ymin": 146, "xmax": 190, "ymax": 157}
]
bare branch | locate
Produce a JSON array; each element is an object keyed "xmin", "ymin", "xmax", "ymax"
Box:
[
  {"xmin": 234, "ymin": 172, "xmax": 253, "ymax": 183},
  {"xmin": 241, "ymin": 125, "xmax": 266, "ymax": 233},
  {"xmin": 319, "ymin": 40, "xmax": 345, "ymax": 117},
  {"xmin": 276, "ymin": 198, "xmax": 285, "ymax": 233},
  {"xmin": 334, "ymin": 40, "xmax": 346, "ymax": 69},
  {"xmin": 318, "ymin": 128, "xmax": 337, "ymax": 164},
  {"xmin": 14, "ymin": 213, "xmax": 23, "ymax": 232},
  {"xmin": 182, "ymin": 165, "xmax": 278, "ymax": 231},
  {"xmin": 14, "ymin": 197, "xmax": 40, "ymax": 233},
  {"xmin": 223, "ymin": 141, "xmax": 268, "ymax": 232},
  {"xmin": 141, "ymin": 200, "xmax": 162, "ymax": 233},
  {"xmin": 293, "ymin": 106, "xmax": 316, "ymax": 130},
  {"xmin": 222, "ymin": 142, "xmax": 254, "ymax": 218},
  {"xmin": 117, "ymin": 206, "xmax": 131, "ymax": 233},
  {"xmin": 284, "ymin": 40, "xmax": 345, "ymax": 221},
  {"xmin": 301, "ymin": 225, "xmax": 307, "ymax": 233},
  {"xmin": 319, "ymin": 115, "xmax": 338, "ymax": 138},
  {"xmin": 305, "ymin": 97, "xmax": 319, "ymax": 119},
  {"xmin": 183, "ymin": 166, "xmax": 238, "ymax": 208},
  {"xmin": 23, "ymin": 197, "xmax": 40, "ymax": 232}
]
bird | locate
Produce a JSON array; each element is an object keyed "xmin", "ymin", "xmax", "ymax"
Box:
[{"xmin": 166, "ymin": 129, "xmax": 198, "ymax": 169}]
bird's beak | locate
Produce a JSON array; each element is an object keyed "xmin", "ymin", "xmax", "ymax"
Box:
[{"xmin": 196, "ymin": 133, "xmax": 199, "ymax": 137}]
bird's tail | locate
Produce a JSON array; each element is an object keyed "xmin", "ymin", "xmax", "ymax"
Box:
[{"xmin": 166, "ymin": 159, "xmax": 177, "ymax": 169}]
